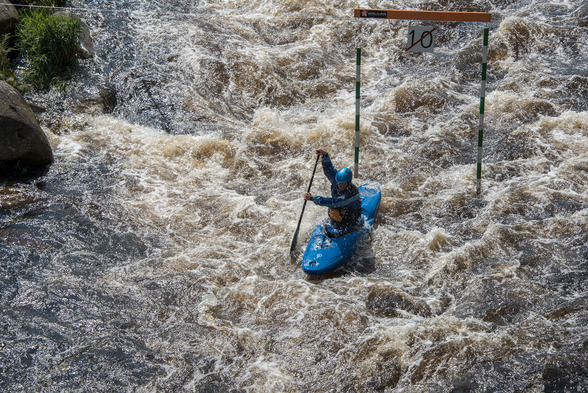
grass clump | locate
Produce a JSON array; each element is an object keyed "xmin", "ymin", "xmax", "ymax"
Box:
[
  {"xmin": 17, "ymin": 9, "xmax": 80, "ymax": 89},
  {"xmin": 0, "ymin": 34, "xmax": 26, "ymax": 91},
  {"xmin": 0, "ymin": 34, "xmax": 11, "ymax": 74},
  {"xmin": 12, "ymin": 0, "xmax": 67, "ymax": 7}
]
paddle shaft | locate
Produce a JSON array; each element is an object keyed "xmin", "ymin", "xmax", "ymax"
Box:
[{"xmin": 290, "ymin": 154, "xmax": 321, "ymax": 254}]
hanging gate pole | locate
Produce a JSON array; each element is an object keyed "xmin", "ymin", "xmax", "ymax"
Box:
[
  {"xmin": 476, "ymin": 27, "xmax": 489, "ymax": 194},
  {"xmin": 354, "ymin": 47, "xmax": 361, "ymax": 176}
]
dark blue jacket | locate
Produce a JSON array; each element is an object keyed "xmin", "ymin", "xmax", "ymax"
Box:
[{"xmin": 311, "ymin": 154, "xmax": 362, "ymax": 227}]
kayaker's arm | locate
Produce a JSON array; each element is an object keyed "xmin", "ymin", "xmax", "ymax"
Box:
[
  {"xmin": 317, "ymin": 150, "xmax": 337, "ymax": 184},
  {"xmin": 304, "ymin": 192, "xmax": 346, "ymax": 206},
  {"xmin": 310, "ymin": 194, "xmax": 360, "ymax": 208}
]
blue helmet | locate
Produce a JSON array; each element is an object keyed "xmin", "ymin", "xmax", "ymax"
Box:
[{"xmin": 335, "ymin": 167, "xmax": 353, "ymax": 183}]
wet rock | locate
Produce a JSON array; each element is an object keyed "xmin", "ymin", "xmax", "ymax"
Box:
[
  {"xmin": 72, "ymin": 85, "xmax": 118, "ymax": 114},
  {"xmin": 99, "ymin": 85, "xmax": 117, "ymax": 113},
  {"xmin": 0, "ymin": 81, "xmax": 53, "ymax": 170},
  {"xmin": 26, "ymin": 101, "xmax": 46, "ymax": 114},
  {"xmin": 54, "ymin": 11, "xmax": 94, "ymax": 59},
  {"xmin": 0, "ymin": 1, "xmax": 18, "ymax": 36}
]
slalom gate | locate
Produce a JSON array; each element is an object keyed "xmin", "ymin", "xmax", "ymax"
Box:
[{"xmin": 353, "ymin": 8, "xmax": 492, "ymax": 194}]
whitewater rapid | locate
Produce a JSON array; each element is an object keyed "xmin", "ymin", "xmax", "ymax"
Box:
[{"xmin": 1, "ymin": 0, "xmax": 587, "ymax": 391}]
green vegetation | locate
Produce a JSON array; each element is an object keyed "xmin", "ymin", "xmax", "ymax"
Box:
[
  {"xmin": 0, "ymin": 34, "xmax": 11, "ymax": 75},
  {"xmin": 12, "ymin": 0, "xmax": 67, "ymax": 7},
  {"xmin": 0, "ymin": 0, "xmax": 80, "ymax": 91},
  {"xmin": 1, "ymin": 35, "xmax": 27, "ymax": 92},
  {"xmin": 17, "ymin": 10, "xmax": 80, "ymax": 89}
]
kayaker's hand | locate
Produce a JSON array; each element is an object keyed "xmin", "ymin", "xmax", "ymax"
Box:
[
  {"xmin": 316, "ymin": 148, "xmax": 328, "ymax": 156},
  {"xmin": 304, "ymin": 192, "xmax": 313, "ymax": 201}
]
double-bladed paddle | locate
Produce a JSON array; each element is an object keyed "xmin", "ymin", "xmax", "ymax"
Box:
[{"xmin": 290, "ymin": 154, "xmax": 321, "ymax": 256}]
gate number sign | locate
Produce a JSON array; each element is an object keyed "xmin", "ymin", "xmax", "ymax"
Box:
[{"xmin": 407, "ymin": 26, "xmax": 436, "ymax": 52}]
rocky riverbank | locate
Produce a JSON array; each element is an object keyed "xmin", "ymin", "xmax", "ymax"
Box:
[
  {"xmin": 0, "ymin": 0, "xmax": 100, "ymax": 177},
  {"xmin": 0, "ymin": 80, "xmax": 53, "ymax": 173}
]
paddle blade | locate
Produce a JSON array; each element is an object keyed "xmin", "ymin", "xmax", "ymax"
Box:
[
  {"xmin": 290, "ymin": 155, "xmax": 319, "ymax": 257},
  {"xmin": 289, "ymin": 229, "xmax": 300, "ymax": 256}
]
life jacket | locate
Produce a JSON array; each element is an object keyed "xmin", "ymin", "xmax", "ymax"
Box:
[
  {"xmin": 328, "ymin": 187, "xmax": 361, "ymax": 227},
  {"xmin": 329, "ymin": 208, "xmax": 346, "ymax": 222}
]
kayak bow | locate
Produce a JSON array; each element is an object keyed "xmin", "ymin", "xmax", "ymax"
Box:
[{"xmin": 301, "ymin": 183, "xmax": 381, "ymax": 275}]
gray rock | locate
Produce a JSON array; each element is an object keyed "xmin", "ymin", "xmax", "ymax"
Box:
[
  {"xmin": 0, "ymin": 81, "xmax": 54, "ymax": 167},
  {"xmin": 99, "ymin": 86, "xmax": 117, "ymax": 113},
  {"xmin": 0, "ymin": 1, "xmax": 19, "ymax": 36},
  {"xmin": 77, "ymin": 16, "xmax": 94, "ymax": 59},
  {"xmin": 54, "ymin": 11, "xmax": 94, "ymax": 59}
]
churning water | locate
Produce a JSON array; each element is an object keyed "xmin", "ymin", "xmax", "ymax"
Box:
[{"xmin": 1, "ymin": 0, "xmax": 587, "ymax": 391}]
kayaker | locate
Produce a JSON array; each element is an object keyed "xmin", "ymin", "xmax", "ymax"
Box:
[{"xmin": 304, "ymin": 149, "xmax": 362, "ymax": 235}]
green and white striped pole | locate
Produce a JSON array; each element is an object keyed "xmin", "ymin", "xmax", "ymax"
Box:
[
  {"xmin": 354, "ymin": 47, "xmax": 361, "ymax": 176},
  {"xmin": 476, "ymin": 27, "xmax": 489, "ymax": 194}
]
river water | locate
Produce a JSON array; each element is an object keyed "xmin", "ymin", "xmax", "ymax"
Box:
[{"xmin": 1, "ymin": 0, "xmax": 587, "ymax": 391}]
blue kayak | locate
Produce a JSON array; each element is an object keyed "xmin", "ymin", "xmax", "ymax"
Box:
[{"xmin": 301, "ymin": 183, "xmax": 381, "ymax": 276}]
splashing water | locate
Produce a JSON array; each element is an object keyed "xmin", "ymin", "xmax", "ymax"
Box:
[{"xmin": 1, "ymin": 0, "xmax": 587, "ymax": 391}]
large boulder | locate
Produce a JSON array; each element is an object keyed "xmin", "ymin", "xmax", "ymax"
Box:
[
  {"xmin": 0, "ymin": 81, "xmax": 54, "ymax": 168},
  {"xmin": 76, "ymin": 16, "xmax": 94, "ymax": 59},
  {"xmin": 54, "ymin": 11, "xmax": 95, "ymax": 59},
  {"xmin": 0, "ymin": 0, "xmax": 18, "ymax": 36}
]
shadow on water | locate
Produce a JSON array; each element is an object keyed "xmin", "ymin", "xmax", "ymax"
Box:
[
  {"xmin": 0, "ymin": 149, "xmax": 170, "ymax": 391},
  {"xmin": 300, "ymin": 236, "xmax": 378, "ymax": 281},
  {"xmin": 0, "ymin": 162, "xmax": 51, "ymax": 183}
]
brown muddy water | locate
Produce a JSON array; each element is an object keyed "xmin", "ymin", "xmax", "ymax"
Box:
[{"xmin": 1, "ymin": 0, "xmax": 587, "ymax": 391}]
